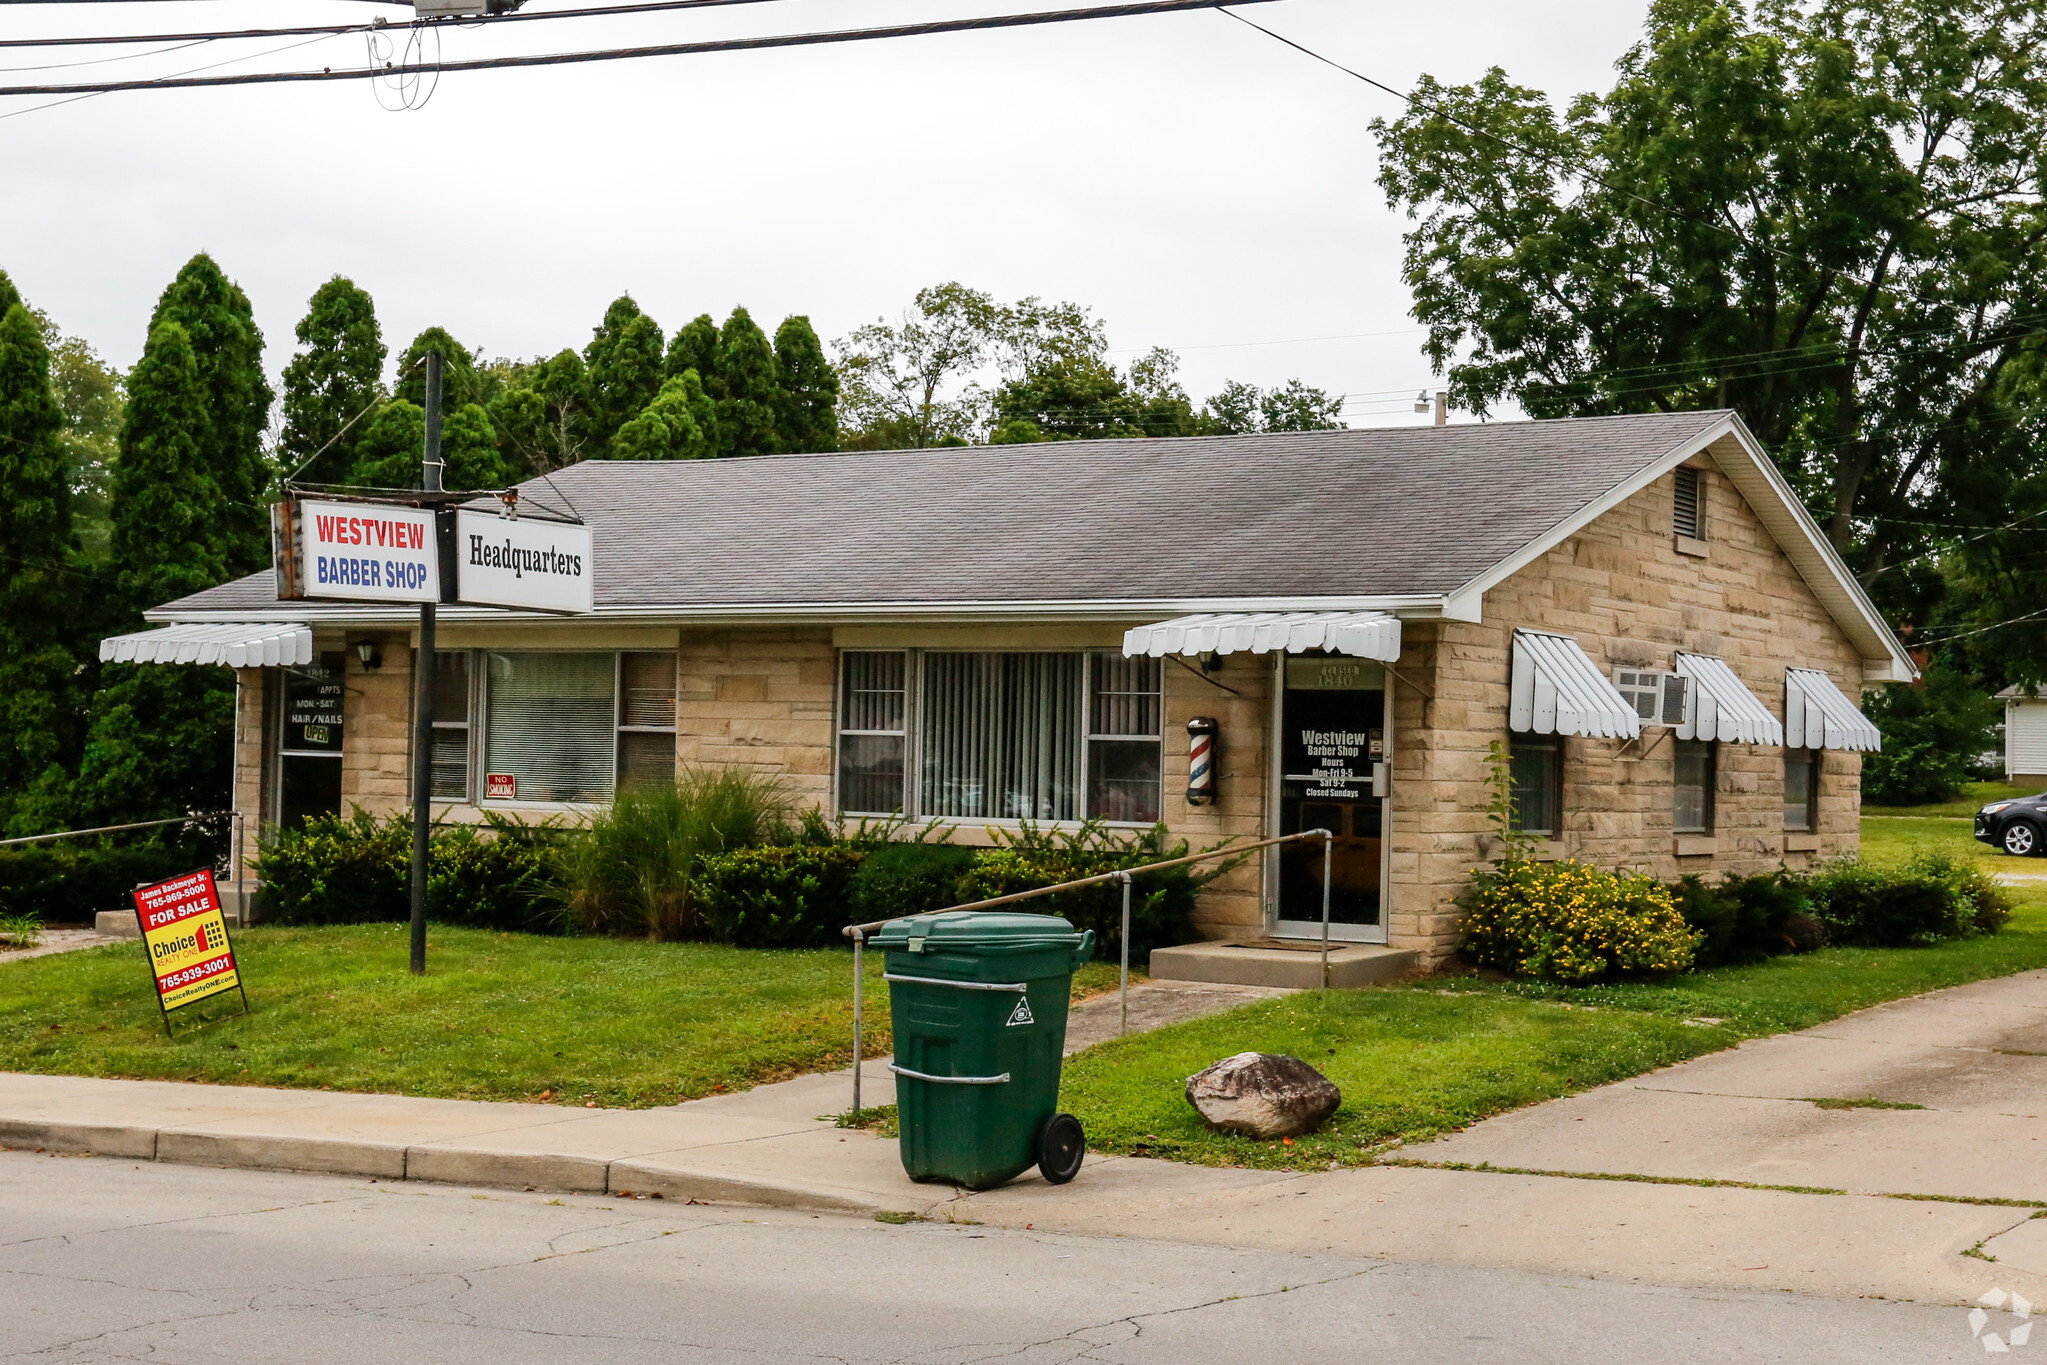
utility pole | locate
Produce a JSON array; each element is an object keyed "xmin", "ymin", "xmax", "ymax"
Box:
[
  {"xmin": 409, "ymin": 351, "xmax": 444, "ymax": 975},
  {"xmin": 1414, "ymin": 389, "xmax": 1449, "ymax": 425}
]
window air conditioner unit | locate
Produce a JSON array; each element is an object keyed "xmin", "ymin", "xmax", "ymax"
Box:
[{"xmin": 1614, "ymin": 668, "xmax": 1688, "ymax": 726}]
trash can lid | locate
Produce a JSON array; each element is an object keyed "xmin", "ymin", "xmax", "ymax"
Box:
[{"xmin": 869, "ymin": 910, "xmax": 1085, "ymax": 954}]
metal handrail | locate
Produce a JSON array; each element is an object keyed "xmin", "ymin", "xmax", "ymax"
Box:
[
  {"xmin": 841, "ymin": 827, "xmax": 1334, "ymax": 1115},
  {"xmin": 0, "ymin": 811, "xmax": 249, "ymax": 926}
]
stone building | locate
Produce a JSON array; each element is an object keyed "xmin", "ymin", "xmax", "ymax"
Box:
[{"xmin": 107, "ymin": 410, "xmax": 1908, "ymax": 983}]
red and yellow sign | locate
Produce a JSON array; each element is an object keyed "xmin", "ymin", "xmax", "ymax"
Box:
[{"xmin": 132, "ymin": 869, "xmax": 243, "ymax": 1014}]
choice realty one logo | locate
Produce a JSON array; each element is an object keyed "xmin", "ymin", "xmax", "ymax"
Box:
[{"xmin": 1972, "ymin": 1288, "xmax": 2034, "ymax": 1353}]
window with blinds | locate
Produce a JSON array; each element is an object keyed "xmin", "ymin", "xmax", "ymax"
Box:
[
  {"xmin": 483, "ymin": 652, "xmax": 616, "ymax": 803},
  {"xmin": 1673, "ymin": 466, "xmax": 1704, "ymax": 539},
  {"xmin": 616, "ymin": 651, "xmax": 677, "ymax": 790},
  {"xmin": 839, "ymin": 652, "xmax": 907, "ymax": 815},
  {"xmin": 430, "ymin": 651, "xmax": 471, "ymax": 801},
  {"xmin": 1087, "ymin": 652, "xmax": 1161, "ymax": 822},
  {"xmin": 837, "ymin": 650, "xmax": 1162, "ymax": 824}
]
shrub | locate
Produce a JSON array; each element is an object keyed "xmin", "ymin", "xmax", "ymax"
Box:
[
  {"xmin": 257, "ymin": 808, "xmax": 559, "ymax": 932},
  {"xmin": 847, "ymin": 840, "xmax": 978, "ymax": 923},
  {"xmin": 0, "ymin": 911, "xmax": 42, "ymax": 948},
  {"xmin": 548, "ymin": 766, "xmax": 792, "ymax": 939},
  {"xmin": 696, "ymin": 845, "xmax": 866, "ymax": 948},
  {"xmin": 951, "ymin": 821, "xmax": 1226, "ymax": 960},
  {"xmin": 1807, "ymin": 852, "xmax": 2012, "ymax": 946},
  {"xmin": 1458, "ymin": 858, "xmax": 1700, "ymax": 982},
  {"xmin": 1860, "ymin": 665, "xmax": 2001, "ymax": 805},
  {"xmin": 1674, "ymin": 869, "xmax": 1825, "ymax": 968},
  {"xmin": 0, "ymin": 827, "xmax": 223, "ymax": 925}
]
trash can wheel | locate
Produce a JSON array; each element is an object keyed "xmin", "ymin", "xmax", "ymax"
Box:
[{"xmin": 1037, "ymin": 1113, "xmax": 1085, "ymax": 1185}]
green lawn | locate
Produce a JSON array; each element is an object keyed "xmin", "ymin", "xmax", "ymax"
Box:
[
  {"xmin": 1059, "ymin": 883, "xmax": 2047, "ymax": 1173},
  {"xmin": 1865, "ymin": 779, "xmax": 2038, "ymax": 820},
  {"xmin": 1857, "ymin": 813, "xmax": 2009, "ymax": 867},
  {"xmin": 0, "ymin": 923, "xmax": 1127, "ymax": 1108}
]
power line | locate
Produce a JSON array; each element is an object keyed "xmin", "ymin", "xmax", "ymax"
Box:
[
  {"xmin": 0, "ymin": 0, "xmax": 1276, "ymax": 96},
  {"xmin": 0, "ymin": 0, "xmax": 791, "ymax": 50},
  {"xmin": 1215, "ymin": 6, "xmax": 1912, "ymax": 296}
]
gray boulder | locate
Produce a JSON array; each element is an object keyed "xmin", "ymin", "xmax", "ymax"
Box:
[{"xmin": 1185, "ymin": 1052, "xmax": 1340, "ymax": 1138}]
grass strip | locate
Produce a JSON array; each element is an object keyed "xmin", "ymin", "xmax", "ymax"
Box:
[
  {"xmin": 1060, "ymin": 883, "xmax": 2047, "ymax": 1172},
  {"xmin": 0, "ymin": 922, "xmax": 1130, "ymax": 1108}
]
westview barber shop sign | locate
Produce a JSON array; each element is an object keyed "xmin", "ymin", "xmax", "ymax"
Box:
[{"xmin": 274, "ymin": 499, "xmax": 441, "ymax": 603}]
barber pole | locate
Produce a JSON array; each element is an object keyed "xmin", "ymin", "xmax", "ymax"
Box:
[{"xmin": 1185, "ymin": 716, "xmax": 1219, "ymax": 805}]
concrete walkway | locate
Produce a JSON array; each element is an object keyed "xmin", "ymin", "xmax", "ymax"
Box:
[{"xmin": 5, "ymin": 970, "xmax": 2046, "ymax": 1307}]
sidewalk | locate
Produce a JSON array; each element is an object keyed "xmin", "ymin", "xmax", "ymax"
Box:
[{"xmin": 4, "ymin": 971, "xmax": 2045, "ymax": 1307}]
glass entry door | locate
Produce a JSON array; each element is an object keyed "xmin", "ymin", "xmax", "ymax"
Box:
[
  {"xmin": 278, "ymin": 658, "xmax": 343, "ymax": 828},
  {"xmin": 1275, "ymin": 656, "xmax": 1387, "ymax": 942}
]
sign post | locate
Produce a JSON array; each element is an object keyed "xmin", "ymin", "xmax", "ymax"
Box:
[
  {"xmin": 409, "ymin": 350, "xmax": 444, "ymax": 976},
  {"xmin": 132, "ymin": 869, "xmax": 248, "ymax": 1037}
]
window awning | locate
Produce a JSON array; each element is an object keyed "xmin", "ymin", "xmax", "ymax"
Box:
[
  {"xmin": 1675, "ymin": 652, "xmax": 1784, "ymax": 746},
  {"xmin": 1785, "ymin": 667, "xmax": 1882, "ymax": 751},
  {"xmin": 1511, "ymin": 630, "xmax": 1641, "ymax": 739},
  {"xmin": 1122, "ymin": 611, "xmax": 1401, "ymax": 663},
  {"xmin": 99, "ymin": 623, "xmax": 313, "ymax": 669}
]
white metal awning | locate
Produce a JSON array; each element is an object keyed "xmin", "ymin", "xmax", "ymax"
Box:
[
  {"xmin": 1511, "ymin": 630, "xmax": 1641, "ymax": 739},
  {"xmin": 99, "ymin": 623, "xmax": 313, "ymax": 668},
  {"xmin": 1785, "ymin": 667, "xmax": 1882, "ymax": 751},
  {"xmin": 1122, "ymin": 611, "xmax": 1402, "ymax": 662},
  {"xmin": 1676, "ymin": 652, "xmax": 1784, "ymax": 745}
]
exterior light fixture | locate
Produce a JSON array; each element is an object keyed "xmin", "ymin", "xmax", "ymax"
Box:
[{"xmin": 355, "ymin": 641, "xmax": 383, "ymax": 671}]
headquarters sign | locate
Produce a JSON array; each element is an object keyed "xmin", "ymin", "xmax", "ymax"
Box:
[{"xmin": 455, "ymin": 509, "xmax": 595, "ymax": 615}]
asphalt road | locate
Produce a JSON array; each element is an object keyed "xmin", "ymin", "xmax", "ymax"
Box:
[{"xmin": 0, "ymin": 1150, "xmax": 1999, "ymax": 1363}]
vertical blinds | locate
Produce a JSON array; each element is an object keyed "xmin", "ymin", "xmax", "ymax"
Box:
[
  {"xmin": 485, "ymin": 652, "xmax": 614, "ymax": 803},
  {"xmin": 921, "ymin": 652, "xmax": 1082, "ymax": 821}
]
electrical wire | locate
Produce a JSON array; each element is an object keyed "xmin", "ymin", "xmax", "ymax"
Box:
[
  {"xmin": 0, "ymin": 0, "xmax": 792, "ymax": 50},
  {"xmin": 0, "ymin": 26, "xmax": 346, "ymax": 119},
  {"xmin": 0, "ymin": 0, "xmax": 1277, "ymax": 95},
  {"xmin": 0, "ymin": 37, "xmax": 208, "ymax": 71}
]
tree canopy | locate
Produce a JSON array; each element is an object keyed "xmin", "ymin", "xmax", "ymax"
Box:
[{"xmin": 278, "ymin": 276, "xmax": 385, "ymax": 487}]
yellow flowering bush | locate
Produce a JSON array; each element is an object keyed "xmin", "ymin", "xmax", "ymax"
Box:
[{"xmin": 1457, "ymin": 858, "xmax": 1701, "ymax": 982}]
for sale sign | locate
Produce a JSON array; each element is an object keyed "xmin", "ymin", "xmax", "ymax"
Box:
[
  {"xmin": 273, "ymin": 498, "xmax": 442, "ymax": 603},
  {"xmin": 132, "ymin": 869, "xmax": 246, "ymax": 1026}
]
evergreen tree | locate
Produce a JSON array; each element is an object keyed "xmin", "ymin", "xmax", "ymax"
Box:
[
  {"xmin": 349, "ymin": 400, "xmax": 512, "ymax": 490},
  {"xmin": 713, "ymin": 307, "xmax": 782, "ymax": 457},
  {"xmin": 584, "ymin": 296, "xmax": 664, "ymax": 454},
  {"xmin": 147, "ymin": 254, "xmax": 271, "ymax": 575},
  {"xmin": 70, "ymin": 320, "xmax": 234, "ymax": 827},
  {"xmin": 488, "ymin": 349, "xmax": 591, "ymax": 472},
  {"xmin": 394, "ymin": 327, "xmax": 483, "ymax": 411},
  {"xmin": 278, "ymin": 276, "xmax": 385, "ymax": 486},
  {"xmin": 664, "ymin": 313, "xmax": 719, "ymax": 386},
  {"xmin": 773, "ymin": 315, "xmax": 838, "ymax": 453},
  {"xmin": 0, "ymin": 295, "xmax": 87, "ymax": 813},
  {"xmin": 611, "ymin": 371, "xmax": 715, "ymax": 460}
]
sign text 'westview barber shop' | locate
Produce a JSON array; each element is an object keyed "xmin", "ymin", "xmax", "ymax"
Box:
[{"xmin": 274, "ymin": 499, "xmax": 441, "ymax": 604}]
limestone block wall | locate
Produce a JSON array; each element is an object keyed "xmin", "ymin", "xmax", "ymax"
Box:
[
  {"xmin": 676, "ymin": 627, "xmax": 836, "ymax": 814},
  {"xmin": 1161, "ymin": 650, "xmax": 1272, "ymax": 938},
  {"xmin": 231, "ymin": 667, "xmax": 267, "ymax": 880},
  {"xmin": 1400, "ymin": 456, "xmax": 1868, "ymax": 964},
  {"xmin": 342, "ymin": 644, "xmax": 414, "ymax": 819}
]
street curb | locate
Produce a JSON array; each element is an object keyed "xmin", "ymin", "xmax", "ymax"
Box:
[{"xmin": 0, "ymin": 1115, "xmax": 902, "ymax": 1214}]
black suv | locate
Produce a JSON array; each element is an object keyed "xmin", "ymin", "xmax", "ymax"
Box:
[{"xmin": 1975, "ymin": 793, "xmax": 2047, "ymax": 856}]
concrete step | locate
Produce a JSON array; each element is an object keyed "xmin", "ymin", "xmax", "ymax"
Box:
[
  {"xmin": 93, "ymin": 883, "xmax": 259, "ymax": 939},
  {"xmin": 1147, "ymin": 939, "xmax": 1420, "ymax": 989}
]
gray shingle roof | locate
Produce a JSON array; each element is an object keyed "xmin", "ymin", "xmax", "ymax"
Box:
[{"xmin": 159, "ymin": 411, "xmax": 1729, "ymax": 616}]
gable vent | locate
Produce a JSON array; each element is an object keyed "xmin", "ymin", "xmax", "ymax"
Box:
[{"xmin": 1673, "ymin": 466, "xmax": 1703, "ymax": 539}]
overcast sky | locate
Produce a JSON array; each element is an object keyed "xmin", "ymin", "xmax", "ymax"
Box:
[{"xmin": 4, "ymin": 0, "xmax": 1651, "ymax": 428}]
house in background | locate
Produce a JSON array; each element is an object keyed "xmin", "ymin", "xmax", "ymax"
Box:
[
  {"xmin": 104, "ymin": 410, "xmax": 1911, "ymax": 984},
  {"xmin": 1997, "ymin": 686, "xmax": 2047, "ymax": 786}
]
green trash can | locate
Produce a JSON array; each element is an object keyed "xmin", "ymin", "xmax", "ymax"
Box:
[{"xmin": 873, "ymin": 910, "xmax": 1095, "ymax": 1190}]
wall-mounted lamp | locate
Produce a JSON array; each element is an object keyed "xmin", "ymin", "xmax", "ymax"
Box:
[{"xmin": 354, "ymin": 641, "xmax": 383, "ymax": 671}]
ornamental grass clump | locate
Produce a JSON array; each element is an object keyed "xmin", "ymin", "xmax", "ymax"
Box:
[{"xmin": 1457, "ymin": 858, "xmax": 1701, "ymax": 983}]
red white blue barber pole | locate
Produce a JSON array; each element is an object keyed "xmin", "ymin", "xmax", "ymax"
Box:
[{"xmin": 1185, "ymin": 716, "xmax": 1218, "ymax": 805}]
